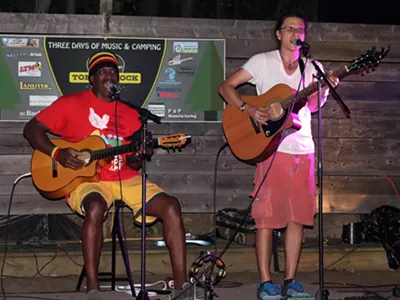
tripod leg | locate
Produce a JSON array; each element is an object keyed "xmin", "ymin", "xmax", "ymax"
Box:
[
  {"xmin": 116, "ymin": 211, "xmax": 137, "ymax": 298},
  {"xmin": 272, "ymin": 230, "xmax": 280, "ymax": 273},
  {"xmin": 112, "ymin": 214, "xmax": 117, "ymax": 291},
  {"xmin": 75, "ymin": 264, "xmax": 86, "ymax": 291}
]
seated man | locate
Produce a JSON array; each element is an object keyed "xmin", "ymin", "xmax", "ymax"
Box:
[{"xmin": 23, "ymin": 51, "xmax": 191, "ymax": 300}]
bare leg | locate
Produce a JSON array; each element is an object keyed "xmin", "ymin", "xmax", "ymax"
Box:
[
  {"xmin": 256, "ymin": 228, "xmax": 274, "ymax": 282},
  {"xmin": 284, "ymin": 221, "xmax": 304, "ymax": 279},
  {"xmin": 82, "ymin": 193, "xmax": 108, "ymax": 292},
  {"xmin": 146, "ymin": 194, "xmax": 187, "ymax": 289}
]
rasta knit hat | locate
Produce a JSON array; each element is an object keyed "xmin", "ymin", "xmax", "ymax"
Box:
[{"xmin": 88, "ymin": 51, "xmax": 119, "ymax": 78}]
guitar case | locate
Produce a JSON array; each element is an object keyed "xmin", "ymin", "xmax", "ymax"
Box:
[{"xmin": 215, "ymin": 208, "xmax": 256, "ymax": 246}]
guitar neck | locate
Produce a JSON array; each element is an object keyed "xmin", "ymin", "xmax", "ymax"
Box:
[
  {"xmin": 90, "ymin": 139, "xmax": 159, "ymax": 161},
  {"xmin": 281, "ymin": 64, "xmax": 348, "ymax": 109}
]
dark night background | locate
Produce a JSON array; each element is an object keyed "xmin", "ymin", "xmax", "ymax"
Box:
[{"xmin": 0, "ymin": 0, "xmax": 398, "ymax": 26}]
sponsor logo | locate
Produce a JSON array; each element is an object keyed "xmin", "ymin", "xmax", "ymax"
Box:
[
  {"xmin": 167, "ymin": 108, "xmax": 198, "ymax": 119},
  {"xmin": 19, "ymin": 109, "xmax": 41, "ymax": 117},
  {"xmin": 69, "ymin": 72, "xmax": 141, "ymax": 84},
  {"xmin": 2, "ymin": 38, "xmax": 39, "ymax": 48},
  {"xmin": 20, "ymin": 82, "xmax": 51, "ymax": 90},
  {"xmin": 148, "ymin": 104, "xmax": 165, "ymax": 118},
  {"xmin": 168, "ymin": 54, "xmax": 193, "ymax": 66},
  {"xmin": 177, "ymin": 66, "xmax": 196, "ymax": 76},
  {"xmin": 18, "ymin": 61, "xmax": 41, "ymax": 77},
  {"xmin": 7, "ymin": 52, "xmax": 42, "ymax": 58},
  {"xmin": 156, "ymin": 86, "xmax": 181, "ymax": 99},
  {"xmin": 168, "ymin": 108, "xmax": 182, "ymax": 114},
  {"xmin": 173, "ymin": 42, "xmax": 198, "ymax": 54},
  {"xmin": 159, "ymin": 68, "xmax": 181, "ymax": 85},
  {"xmin": 29, "ymin": 95, "xmax": 58, "ymax": 107}
]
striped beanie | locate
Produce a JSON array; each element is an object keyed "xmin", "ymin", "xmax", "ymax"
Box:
[{"xmin": 88, "ymin": 51, "xmax": 119, "ymax": 79}]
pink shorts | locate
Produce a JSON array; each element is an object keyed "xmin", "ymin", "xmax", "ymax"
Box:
[{"xmin": 250, "ymin": 152, "xmax": 316, "ymax": 229}]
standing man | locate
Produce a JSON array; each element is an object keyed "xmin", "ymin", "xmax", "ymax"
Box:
[
  {"xmin": 23, "ymin": 51, "xmax": 192, "ymax": 300},
  {"xmin": 219, "ymin": 12, "xmax": 339, "ymax": 299}
]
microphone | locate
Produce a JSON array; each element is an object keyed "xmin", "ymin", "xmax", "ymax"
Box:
[
  {"xmin": 293, "ymin": 38, "xmax": 310, "ymax": 49},
  {"xmin": 108, "ymin": 83, "xmax": 121, "ymax": 99}
]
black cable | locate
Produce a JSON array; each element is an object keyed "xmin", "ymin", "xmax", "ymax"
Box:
[
  {"xmin": 338, "ymin": 283, "xmax": 388, "ymax": 300},
  {"xmin": 114, "ymin": 90, "xmax": 124, "ymax": 226},
  {"xmin": 17, "ymin": 246, "xmax": 58, "ymax": 278},
  {"xmin": 114, "ymin": 91, "xmax": 138, "ymax": 297},
  {"xmin": 173, "ymin": 58, "xmax": 311, "ymax": 300},
  {"xmin": 0, "ymin": 172, "xmax": 32, "ymax": 300},
  {"xmin": 215, "ymin": 54, "xmax": 310, "ymax": 261},
  {"xmin": 212, "ymin": 142, "xmax": 229, "ymax": 254},
  {"xmin": 3, "ymin": 296, "xmax": 60, "ymax": 300},
  {"xmin": 323, "ymin": 244, "xmax": 363, "ymax": 270},
  {"xmin": 56, "ymin": 245, "xmax": 84, "ymax": 267},
  {"xmin": 322, "ymin": 283, "xmax": 400, "ymax": 289}
]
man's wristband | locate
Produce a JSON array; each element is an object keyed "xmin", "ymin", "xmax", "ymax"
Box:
[
  {"xmin": 239, "ymin": 102, "xmax": 247, "ymax": 112},
  {"xmin": 51, "ymin": 146, "xmax": 61, "ymax": 160}
]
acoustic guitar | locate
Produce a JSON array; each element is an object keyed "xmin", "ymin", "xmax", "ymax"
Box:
[
  {"xmin": 31, "ymin": 133, "xmax": 191, "ymax": 200},
  {"xmin": 222, "ymin": 46, "xmax": 391, "ymax": 165}
]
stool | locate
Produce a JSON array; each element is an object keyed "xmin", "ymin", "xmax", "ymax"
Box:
[{"xmin": 75, "ymin": 200, "xmax": 136, "ymax": 297}]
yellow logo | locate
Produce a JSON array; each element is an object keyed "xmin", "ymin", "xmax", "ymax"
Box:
[
  {"xmin": 20, "ymin": 82, "xmax": 51, "ymax": 90},
  {"xmin": 69, "ymin": 72, "xmax": 141, "ymax": 84}
]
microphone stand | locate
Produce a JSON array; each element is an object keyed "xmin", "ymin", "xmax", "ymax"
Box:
[
  {"xmin": 299, "ymin": 46, "xmax": 350, "ymax": 300},
  {"xmin": 112, "ymin": 88, "xmax": 161, "ymax": 300},
  {"xmin": 128, "ymin": 105, "xmax": 160, "ymax": 300}
]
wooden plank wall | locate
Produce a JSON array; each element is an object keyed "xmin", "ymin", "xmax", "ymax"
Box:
[{"xmin": 0, "ymin": 13, "xmax": 399, "ymax": 215}]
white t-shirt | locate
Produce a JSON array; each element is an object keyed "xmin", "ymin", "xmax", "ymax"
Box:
[{"xmin": 242, "ymin": 49, "xmax": 328, "ymax": 154}]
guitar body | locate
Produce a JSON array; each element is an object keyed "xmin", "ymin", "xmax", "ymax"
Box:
[
  {"xmin": 222, "ymin": 84, "xmax": 302, "ymax": 165},
  {"xmin": 30, "ymin": 133, "xmax": 191, "ymax": 200},
  {"xmin": 31, "ymin": 136, "xmax": 107, "ymax": 200}
]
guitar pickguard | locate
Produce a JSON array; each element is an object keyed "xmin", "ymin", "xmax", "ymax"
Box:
[{"xmin": 260, "ymin": 108, "xmax": 289, "ymax": 137}]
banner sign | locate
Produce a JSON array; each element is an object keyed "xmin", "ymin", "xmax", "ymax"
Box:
[{"xmin": 0, "ymin": 35, "xmax": 225, "ymax": 122}]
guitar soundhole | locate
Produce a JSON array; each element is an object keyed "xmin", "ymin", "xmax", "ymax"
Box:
[
  {"xmin": 261, "ymin": 108, "xmax": 289, "ymax": 138},
  {"xmin": 268, "ymin": 100, "xmax": 284, "ymax": 121}
]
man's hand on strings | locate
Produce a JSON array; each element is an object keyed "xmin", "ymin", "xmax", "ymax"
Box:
[
  {"xmin": 56, "ymin": 148, "xmax": 85, "ymax": 170},
  {"xmin": 245, "ymin": 105, "xmax": 271, "ymax": 124}
]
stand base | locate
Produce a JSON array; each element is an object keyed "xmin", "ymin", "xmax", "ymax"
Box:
[
  {"xmin": 393, "ymin": 286, "xmax": 400, "ymax": 297},
  {"xmin": 315, "ymin": 289, "xmax": 330, "ymax": 300},
  {"xmin": 284, "ymin": 297, "xmax": 316, "ymax": 300},
  {"xmin": 137, "ymin": 290, "xmax": 150, "ymax": 300}
]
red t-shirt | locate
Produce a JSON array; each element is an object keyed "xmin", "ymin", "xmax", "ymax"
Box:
[{"xmin": 35, "ymin": 89, "xmax": 142, "ymax": 181}]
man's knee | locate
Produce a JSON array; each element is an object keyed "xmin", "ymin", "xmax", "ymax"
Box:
[
  {"xmin": 164, "ymin": 195, "xmax": 182, "ymax": 216},
  {"xmin": 82, "ymin": 192, "xmax": 108, "ymax": 221},
  {"xmin": 150, "ymin": 194, "xmax": 182, "ymax": 220}
]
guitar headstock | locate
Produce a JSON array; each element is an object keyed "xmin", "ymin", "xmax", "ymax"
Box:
[
  {"xmin": 157, "ymin": 133, "xmax": 191, "ymax": 152},
  {"xmin": 347, "ymin": 45, "xmax": 391, "ymax": 75}
]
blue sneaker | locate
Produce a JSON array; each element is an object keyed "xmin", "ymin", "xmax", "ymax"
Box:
[
  {"xmin": 257, "ymin": 281, "xmax": 281, "ymax": 300},
  {"xmin": 281, "ymin": 279, "xmax": 309, "ymax": 298}
]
